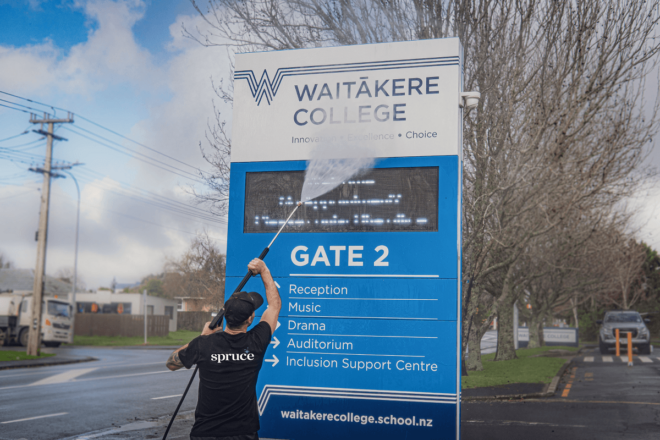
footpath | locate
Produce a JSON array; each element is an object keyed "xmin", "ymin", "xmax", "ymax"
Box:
[{"xmin": 62, "ymin": 411, "xmax": 196, "ymax": 440}]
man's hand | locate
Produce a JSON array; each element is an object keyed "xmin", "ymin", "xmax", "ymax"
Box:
[
  {"xmin": 248, "ymin": 258, "xmax": 269, "ymax": 275},
  {"xmin": 201, "ymin": 321, "xmax": 223, "ymax": 336}
]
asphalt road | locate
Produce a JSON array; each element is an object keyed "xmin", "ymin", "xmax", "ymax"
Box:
[
  {"xmin": 2, "ymin": 346, "xmax": 659, "ymax": 439},
  {"xmin": 0, "ymin": 346, "xmax": 197, "ymax": 440},
  {"xmin": 463, "ymin": 347, "xmax": 660, "ymax": 439}
]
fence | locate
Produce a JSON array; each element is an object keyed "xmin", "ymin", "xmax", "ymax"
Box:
[
  {"xmin": 74, "ymin": 314, "xmax": 169, "ymax": 337},
  {"xmin": 177, "ymin": 311, "xmax": 214, "ymax": 332}
]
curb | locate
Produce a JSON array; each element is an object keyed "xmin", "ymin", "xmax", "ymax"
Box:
[
  {"xmin": 462, "ymin": 351, "xmax": 582, "ymax": 402},
  {"xmin": 0, "ymin": 356, "xmax": 98, "ymax": 371}
]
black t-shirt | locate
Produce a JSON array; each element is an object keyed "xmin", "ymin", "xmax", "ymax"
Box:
[{"xmin": 178, "ymin": 321, "xmax": 272, "ymax": 437}]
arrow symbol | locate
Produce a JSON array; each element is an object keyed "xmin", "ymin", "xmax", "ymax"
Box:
[
  {"xmin": 270, "ymin": 336, "xmax": 280, "ymax": 349},
  {"xmin": 276, "ymin": 321, "xmax": 281, "ymax": 331},
  {"xmin": 265, "ymin": 355, "xmax": 279, "ymax": 367}
]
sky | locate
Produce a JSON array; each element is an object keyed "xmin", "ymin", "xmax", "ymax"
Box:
[
  {"xmin": 0, "ymin": 0, "xmax": 232, "ymax": 289},
  {"xmin": 0, "ymin": 0, "xmax": 658, "ymax": 290}
]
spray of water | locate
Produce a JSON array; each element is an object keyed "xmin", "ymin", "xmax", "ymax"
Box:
[{"xmin": 300, "ymin": 142, "xmax": 377, "ymax": 203}]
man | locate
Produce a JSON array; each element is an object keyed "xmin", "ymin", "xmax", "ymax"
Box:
[{"xmin": 166, "ymin": 258, "xmax": 281, "ymax": 440}]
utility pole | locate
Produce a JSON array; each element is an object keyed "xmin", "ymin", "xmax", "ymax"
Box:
[{"xmin": 26, "ymin": 112, "xmax": 74, "ymax": 356}]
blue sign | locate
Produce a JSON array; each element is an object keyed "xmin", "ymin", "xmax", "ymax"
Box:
[{"xmin": 229, "ymin": 39, "xmax": 463, "ymax": 440}]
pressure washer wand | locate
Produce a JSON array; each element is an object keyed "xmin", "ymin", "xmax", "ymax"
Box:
[
  {"xmin": 162, "ymin": 202, "xmax": 302, "ymax": 440},
  {"xmin": 208, "ymin": 201, "xmax": 301, "ymax": 329}
]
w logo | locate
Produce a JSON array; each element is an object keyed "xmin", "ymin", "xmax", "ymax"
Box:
[
  {"xmin": 233, "ymin": 56, "xmax": 459, "ymax": 106},
  {"xmin": 234, "ymin": 69, "xmax": 281, "ymax": 106}
]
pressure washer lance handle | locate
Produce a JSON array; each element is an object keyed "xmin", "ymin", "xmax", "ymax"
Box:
[{"xmin": 208, "ymin": 247, "xmax": 269, "ymax": 330}]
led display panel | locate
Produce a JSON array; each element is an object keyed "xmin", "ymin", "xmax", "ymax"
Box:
[{"xmin": 244, "ymin": 167, "xmax": 438, "ymax": 233}]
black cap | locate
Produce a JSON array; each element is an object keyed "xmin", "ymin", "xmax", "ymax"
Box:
[{"xmin": 224, "ymin": 291, "xmax": 264, "ymax": 327}]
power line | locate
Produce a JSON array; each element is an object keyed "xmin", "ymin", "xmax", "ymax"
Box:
[
  {"xmin": 76, "ymin": 114, "xmax": 211, "ymax": 176},
  {"xmin": 0, "ymin": 90, "xmax": 228, "ymax": 228},
  {"xmin": 0, "ymin": 188, "xmax": 39, "ymax": 202},
  {"xmin": 0, "ymin": 131, "xmax": 29, "ymax": 143},
  {"xmin": 0, "ymin": 98, "xmax": 43, "ymax": 113},
  {"xmin": 61, "ymin": 195, "xmax": 227, "ymax": 242},
  {"xmin": 65, "ymin": 125, "xmax": 205, "ymax": 182},
  {"xmin": 73, "ymin": 166, "xmax": 224, "ymax": 221},
  {"xmin": 97, "ymin": 206, "xmax": 226, "ymax": 242},
  {"xmin": 0, "ymin": 102, "xmax": 30, "ymax": 114},
  {"xmin": 62, "ymin": 126, "xmax": 206, "ymax": 184},
  {"xmin": 70, "ymin": 172, "xmax": 226, "ymax": 225},
  {"xmin": 0, "ymin": 90, "xmax": 63, "ymax": 114},
  {"xmin": 0, "ymin": 90, "xmax": 213, "ymax": 177},
  {"xmin": 0, "ymin": 171, "xmax": 31, "ymax": 182},
  {"xmin": 0, "ymin": 138, "xmax": 47, "ymax": 150},
  {"xmin": 0, "ymin": 154, "xmax": 41, "ymax": 166}
]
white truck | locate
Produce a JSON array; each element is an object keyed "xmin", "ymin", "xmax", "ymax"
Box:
[{"xmin": 0, "ymin": 292, "xmax": 73, "ymax": 347}]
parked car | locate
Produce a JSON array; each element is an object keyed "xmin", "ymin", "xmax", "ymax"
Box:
[{"xmin": 597, "ymin": 310, "xmax": 652, "ymax": 355}]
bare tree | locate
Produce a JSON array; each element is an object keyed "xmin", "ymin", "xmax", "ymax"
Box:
[
  {"xmin": 55, "ymin": 268, "xmax": 86, "ymax": 292},
  {"xmin": 164, "ymin": 232, "xmax": 227, "ymax": 310},
  {"xmin": 0, "ymin": 252, "xmax": 13, "ymax": 269},
  {"xmin": 187, "ymin": 0, "xmax": 660, "ymax": 364}
]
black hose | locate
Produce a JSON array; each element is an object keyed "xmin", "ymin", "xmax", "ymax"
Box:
[{"xmin": 162, "ymin": 365, "xmax": 198, "ymax": 439}]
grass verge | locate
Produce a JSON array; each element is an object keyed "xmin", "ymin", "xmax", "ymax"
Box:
[
  {"xmin": 0, "ymin": 351, "xmax": 56, "ymax": 362},
  {"xmin": 462, "ymin": 346, "xmax": 579, "ymax": 389},
  {"xmin": 68, "ymin": 329, "xmax": 200, "ymax": 347}
]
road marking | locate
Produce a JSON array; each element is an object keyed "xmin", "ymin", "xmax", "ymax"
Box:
[
  {"xmin": 561, "ymin": 366, "xmax": 577, "ymax": 398},
  {"xmin": 583, "ymin": 356, "xmax": 594, "ymax": 362},
  {"xmin": 0, "ymin": 361, "xmax": 163, "ymax": 380},
  {"xmin": 619, "ymin": 356, "xmax": 629, "ymax": 362},
  {"xmin": 151, "ymin": 394, "xmax": 183, "ymax": 400},
  {"xmin": 0, "ymin": 368, "xmax": 192, "ymax": 391},
  {"xmin": 29, "ymin": 368, "xmax": 97, "ymax": 386},
  {"xmin": 464, "ymin": 420, "xmax": 587, "ymax": 428},
  {"xmin": 602, "ymin": 356, "xmax": 613, "ymax": 362},
  {"xmin": 1, "ymin": 412, "xmax": 68, "ymax": 424},
  {"xmin": 534, "ymin": 399, "xmax": 660, "ymax": 406}
]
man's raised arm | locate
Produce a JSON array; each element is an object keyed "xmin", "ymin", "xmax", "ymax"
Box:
[{"xmin": 248, "ymin": 258, "xmax": 281, "ymax": 334}]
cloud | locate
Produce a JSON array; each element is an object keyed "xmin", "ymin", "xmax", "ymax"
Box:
[
  {"xmin": 630, "ymin": 177, "xmax": 660, "ymax": 250},
  {"xmin": 0, "ymin": 0, "xmax": 159, "ymax": 96},
  {"xmin": 0, "ymin": 176, "xmax": 226, "ymax": 288},
  {"xmin": 0, "ymin": 2, "xmax": 230, "ymax": 288},
  {"xmin": 127, "ymin": 12, "xmax": 232, "ymax": 186}
]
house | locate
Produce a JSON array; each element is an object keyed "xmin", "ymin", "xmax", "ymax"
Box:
[
  {"xmin": 75, "ymin": 291, "xmax": 178, "ymax": 332},
  {"xmin": 0, "ymin": 268, "xmax": 72, "ymax": 297},
  {"xmin": 175, "ymin": 296, "xmax": 212, "ymax": 312},
  {"xmin": 114, "ymin": 281, "xmax": 141, "ymax": 293}
]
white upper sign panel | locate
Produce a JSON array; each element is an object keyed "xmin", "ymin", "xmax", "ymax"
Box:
[{"xmin": 231, "ymin": 39, "xmax": 462, "ymax": 163}]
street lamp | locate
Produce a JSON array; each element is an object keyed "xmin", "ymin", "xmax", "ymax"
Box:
[
  {"xmin": 60, "ymin": 166, "xmax": 82, "ymax": 344},
  {"xmin": 63, "ymin": 171, "xmax": 80, "ymax": 308}
]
